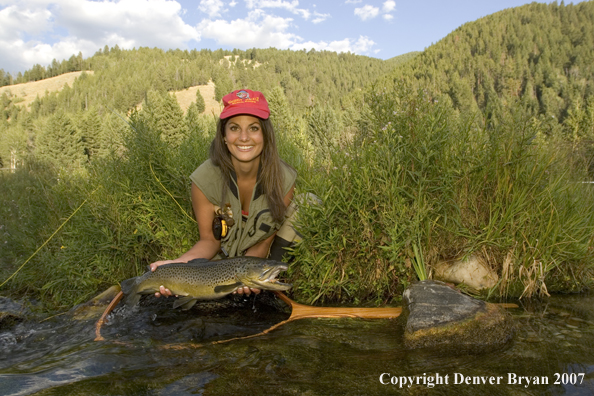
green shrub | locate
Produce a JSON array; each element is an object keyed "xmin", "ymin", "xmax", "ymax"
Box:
[{"xmin": 289, "ymin": 82, "xmax": 594, "ymax": 305}]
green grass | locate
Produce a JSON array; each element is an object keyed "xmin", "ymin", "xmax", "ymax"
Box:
[
  {"xmin": 288, "ymin": 83, "xmax": 594, "ymax": 305},
  {"xmin": 1, "ymin": 84, "xmax": 593, "ymax": 311}
]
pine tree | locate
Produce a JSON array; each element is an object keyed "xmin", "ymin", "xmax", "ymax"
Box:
[
  {"xmin": 36, "ymin": 110, "xmax": 85, "ymax": 168},
  {"xmin": 195, "ymin": 89, "xmax": 206, "ymax": 113},
  {"xmin": 79, "ymin": 107, "xmax": 104, "ymax": 160},
  {"xmin": 306, "ymin": 104, "xmax": 342, "ymax": 160},
  {"xmin": 185, "ymin": 102, "xmax": 201, "ymax": 135},
  {"xmin": 0, "ymin": 125, "xmax": 27, "ymax": 169},
  {"xmin": 143, "ymin": 90, "xmax": 164, "ymax": 131},
  {"xmin": 214, "ymin": 72, "xmax": 233, "ymax": 101},
  {"xmin": 267, "ymin": 86, "xmax": 292, "ymax": 134},
  {"xmin": 158, "ymin": 92, "xmax": 189, "ymax": 147}
]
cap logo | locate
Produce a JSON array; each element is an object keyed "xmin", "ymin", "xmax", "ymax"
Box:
[
  {"xmin": 220, "ymin": 89, "xmax": 269, "ymax": 119},
  {"xmin": 236, "ymin": 90, "xmax": 250, "ymax": 100}
]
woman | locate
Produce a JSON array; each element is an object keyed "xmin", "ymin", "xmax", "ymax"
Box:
[{"xmin": 150, "ymin": 89, "xmax": 297, "ymax": 297}]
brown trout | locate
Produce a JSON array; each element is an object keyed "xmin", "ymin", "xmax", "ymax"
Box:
[{"xmin": 120, "ymin": 256, "xmax": 291, "ymax": 310}]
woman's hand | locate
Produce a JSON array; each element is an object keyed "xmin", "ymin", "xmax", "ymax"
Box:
[
  {"xmin": 237, "ymin": 244, "xmax": 272, "ymax": 296},
  {"xmin": 233, "ymin": 286, "xmax": 261, "ymax": 296},
  {"xmin": 155, "ymin": 285, "xmax": 176, "ymax": 298},
  {"xmin": 149, "ymin": 260, "xmax": 180, "ymax": 298},
  {"xmin": 150, "ymin": 259, "xmax": 179, "ymax": 272}
]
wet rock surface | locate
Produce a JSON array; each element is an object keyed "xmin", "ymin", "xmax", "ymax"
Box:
[
  {"xmin": 403, "ymin": 280, "xmax": 514, "ymax": 350},
  {"xmin": 403, "ymin": 280, "xmax": 487, "ymax": 332},
  {"xmin": 0, "ymin": 297, "xmax": 27, "ymax": 330}
]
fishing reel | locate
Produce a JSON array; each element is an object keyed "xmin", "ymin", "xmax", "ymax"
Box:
[{"xmin": 212, "ymin": 203, "xmax": 235, "ymax": 240}]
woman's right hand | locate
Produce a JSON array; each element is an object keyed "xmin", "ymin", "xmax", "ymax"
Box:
[
  {"xmin": 149, "ymin": 260, "xmax": 180, "ymax": 298},
  {"xmin": 149, "ymin": 259, "xmax": 179, "ymax": 272}
]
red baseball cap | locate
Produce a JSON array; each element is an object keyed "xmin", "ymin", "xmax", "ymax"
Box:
[{"xmin": 220, "ymin": 89, "xmax": 270, "ymax": 120}]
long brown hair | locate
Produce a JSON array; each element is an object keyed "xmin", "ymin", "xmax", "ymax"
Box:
[{"xmin": 210, "ymin": 116, "xmax": 295, "ymax": 223}]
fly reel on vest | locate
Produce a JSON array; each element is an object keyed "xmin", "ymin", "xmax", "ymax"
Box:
[{"xmin": 213, "ymin": 203, "xmax": 235, "ymax": 240}]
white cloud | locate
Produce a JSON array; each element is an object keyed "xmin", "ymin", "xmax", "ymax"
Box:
[
  {"xmin": 198, "ymin": 9, "xmax": 374, "ymax": 55},
  {"xmin": 198, "ymin": 9, "xmax": 298, "ymax": 48},
  {"xmin": 199, "ymin": 0, "xmax": 225, "ymax": 18},
  {"xmin": 0, "ymin": 0, "xmax": 200, "ymax": 72},
  {"xmin": 351, "ymin": 35, "xmax": 375, "ymax": 53},
  {"xmin": 0, "ymin": 6, "xmax": 52, "ymax": 40},
  {"xmin": 344, "ymin": 0, "xmax": 362, "ymax": 4},
  {"xmin": 382, "ymin": 0, "xmax": 395, "ymax": 13},
  {"xmin": 311, "ymin": 11, "xmax": 330, "ymax": 24},
  {"xmin": 290, "ymin": 35, "xmax": 375, "ymax": 54},
  {"xmin": 354, "ymin": 4, "xmax": 378, "ymax": 21},
  {"xmin": 353, "ymin": 2, "xmax": 394, "ymax": 21},
  {"xmin": 245, "ymin": 0, "xmax": 310, "ymax": 20},
  {"xmin": 56, "ymin": 0, "xmax": 198, "ymax": 47}
]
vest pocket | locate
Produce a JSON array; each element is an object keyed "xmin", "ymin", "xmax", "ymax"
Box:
[{"xmin": 259, "ymin": 222, "xmax": 271, "ymax": 233}]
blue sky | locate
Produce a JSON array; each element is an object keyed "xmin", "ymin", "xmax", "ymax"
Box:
[{"xmin": 0, "ymin": 0, "xmax": 582, "ymax": 74}]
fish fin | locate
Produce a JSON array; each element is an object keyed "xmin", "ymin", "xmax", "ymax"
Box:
[
  {"xmin": 214, "ymin": 282, "xmax": 242, "ymax": 294},
  {"xmin": 120, "ymin": 277, "xmax": 138, "ymax": 295},
  {"xmin": 186, "ymin": 258, "xmax": 210, "ymax": 266},
  {"xmin": 173, "ymin": 296, "xmax": 198, "ymax": 310},
  {"xmin": 125, "ymin": 293, "xmax": 141, "ymax": 307},
  {"xmin": 120, "ymin": 277, "xmax": 142, "ymax": 307}
]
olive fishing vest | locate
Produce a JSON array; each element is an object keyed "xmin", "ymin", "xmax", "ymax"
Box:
[{"xmin": 190, "ymin": 159, "xmax": 297, "ymax": 258}]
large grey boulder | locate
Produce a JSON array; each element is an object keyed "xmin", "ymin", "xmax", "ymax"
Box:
[{"xmin": 403, "ymin": 280, "xmax": 514, "ymax": 350}]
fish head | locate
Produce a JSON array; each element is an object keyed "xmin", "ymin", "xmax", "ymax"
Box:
[{"xmin": 240, "ymin": 258, "xmax": 292, "ymax": 291}]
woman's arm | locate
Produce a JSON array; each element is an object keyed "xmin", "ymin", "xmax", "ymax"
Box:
[
  {"xmin": 150, "ymin": 183, "xmax": 221, "ymax": 297},
  {"xmin": 178, "ymin": 183, "xmax": 222, "ymax": 260},
  {"xmin": 150, "ymin": 183, "xmax": 220, "ymax": 270}
]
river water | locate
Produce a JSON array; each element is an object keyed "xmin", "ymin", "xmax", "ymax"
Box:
[{"xmin": 1, "ymin": 291, "xmax": 594, "ymax": 395}]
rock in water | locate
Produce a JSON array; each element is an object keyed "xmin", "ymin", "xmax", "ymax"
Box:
[
  {"xmin": 0, "ymin": 296, "xmax": 26, "ymax": 330},
  {"xmin": 403, "ymin": 280, "xmax": 514, "ymax": 350}
]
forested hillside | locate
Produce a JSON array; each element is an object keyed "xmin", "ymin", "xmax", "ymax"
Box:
[
  {"xmin": 1, "ymin": 2, "xmax": 593, "ymax": 310},
  {"xmin": 378, "ymin": 1, "xmax": 594, "ymax": 134},
  {"xmin": 1, "ymin": 46, "xmax": 395, "ymax": 112},
  {"xmin": 0, "ymin": 47, "xmax": 401, "ymax": 169}
]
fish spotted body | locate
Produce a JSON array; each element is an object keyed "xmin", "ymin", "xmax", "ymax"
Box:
[{"xmin": 120, "ymin": 257, "xmax": 291, "ymax": 310}]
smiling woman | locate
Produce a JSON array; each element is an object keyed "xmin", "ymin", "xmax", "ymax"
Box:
[
  {"xmin": 149, "ymin": 89, "xmax": 298, "ymax": 297},
  {"xmin": 224, "ymin": 115, "xmax": 264, "ymax": 164}
]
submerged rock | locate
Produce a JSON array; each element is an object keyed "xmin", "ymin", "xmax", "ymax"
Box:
[
  {"xmin": 403, "ymin": 280, "xmax": 514, "ymax": 350},
  {"xmin": 0, "ymin": 296, "xmax": 26, "ymax": 329},
  {"xmin": 0, "ymin": 312, "xmax": 24, "ymax": 329}
]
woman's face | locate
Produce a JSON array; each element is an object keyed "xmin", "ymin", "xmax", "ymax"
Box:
[{"xmin": 224, "ymin": 115, "xmax": 264, "ymax": 165}]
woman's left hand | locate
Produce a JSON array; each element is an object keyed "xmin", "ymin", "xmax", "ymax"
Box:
[{"xmin": 233, "ymin": 286, "xmax": 261, "ymax": 296}]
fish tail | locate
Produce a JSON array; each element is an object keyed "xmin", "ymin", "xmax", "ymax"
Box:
[{"xmin": 120, "ymin": 277, "xmax": 141, "ymax": 307}]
